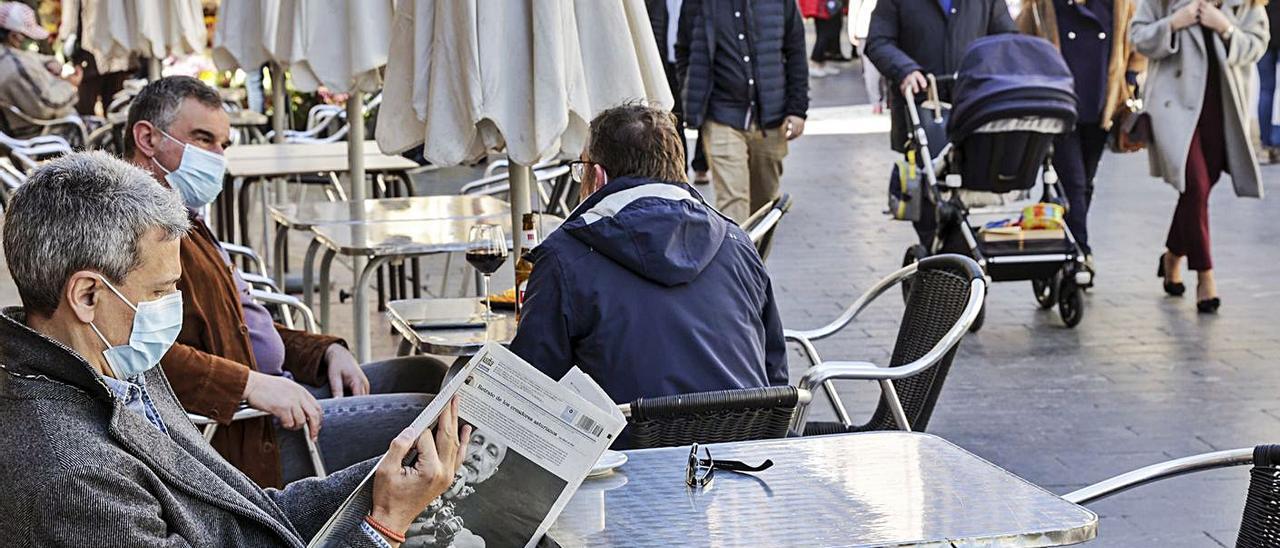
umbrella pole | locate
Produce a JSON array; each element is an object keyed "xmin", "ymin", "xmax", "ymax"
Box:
[
  {"xmin": 509, "ymin": 162, "xmax": 533, "ymax": 276},
  {"xmin": 349, "ymin": 97, "xmax": 372, "ymax": 362},
  {"xmin": 269, "ymin": 65, "xmax": 288, "ymax": 275}
]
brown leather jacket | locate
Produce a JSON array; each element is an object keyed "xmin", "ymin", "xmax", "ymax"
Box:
[{"xmin": 160, "ymin": 213, "xmax": 343, "ymax": 487}]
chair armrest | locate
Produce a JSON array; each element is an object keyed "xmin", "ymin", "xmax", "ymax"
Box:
[
  {"xmin": 785, "ymin": 261, "xmax": 922, "ymax": 344},
  {"xmin": 220, "ymin": 241, "xmax": 268, "ymax": 276},
  {"xmin": 1063, "ymin": 447, "xmax": 1253, "ymax": 505},
  {"xmin": 250, "ymin": 289, "xmax": 319, "ymax": 333},
  {"xmin": 240, "ymin": 272, "xmax": 280, "ymax": 292}
]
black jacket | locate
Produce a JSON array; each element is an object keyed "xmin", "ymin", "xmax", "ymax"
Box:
[
  {"xmin": 646, "ymin": 0, "xmax": 674, "ymax": 64},
  {"xmin": 866, "ymin": 0, "xmax": 1016, "ymax": 150},
  {"xmin": 676, "ymin": 0, "xmax": 810, "ymax": 129}
]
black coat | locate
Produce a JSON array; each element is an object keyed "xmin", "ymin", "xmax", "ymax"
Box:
[
  {"xmin": 1268, "ymin": 0, "xmax": 1280, "ymax": 46},
  {"xmin": 646, "ymin": 0, "xmax": 674, "ymax": 64},
  {"xmin": 866, "ymin": 0, "xmax": 1016, "ymax": 150},
  {"xmin": 675, "ymin": 0, "xmax": 810, "ymax": 129}
]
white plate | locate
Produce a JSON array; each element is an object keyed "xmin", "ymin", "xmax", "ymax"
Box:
[{"xmin": 587, "ymin": 450, "xmax": 628, "ymax": 477}]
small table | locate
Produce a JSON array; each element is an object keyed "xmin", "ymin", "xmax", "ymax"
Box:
[
  {"xmin": 220, "ymin": 141, "xmax": 420, "ymax": 250},
  {"xmin": 549, "ymin": 432, "xmax": 1097, "ymax": 547},
  {"xmin": 272, "ymin": 195, "xmax": 509, "ymax": 305},
  {"xmin": 387, "ymin": 298, "xmax": 517, "ymax": 356},
  {"xmin": 313, "ymin": 216, "xmax": 562, "ymax": 363}
]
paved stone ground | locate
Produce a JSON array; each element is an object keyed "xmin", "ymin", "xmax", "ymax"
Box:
[{"xmin": 2, "ymin": 56, "xmax": 1278, "ymax": 546}]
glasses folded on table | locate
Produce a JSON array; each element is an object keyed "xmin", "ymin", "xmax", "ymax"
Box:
[{"xmin": 685, "ymin": 442, "xmax": 773, "ymax": 488}]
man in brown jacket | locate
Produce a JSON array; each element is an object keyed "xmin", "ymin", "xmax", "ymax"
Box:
[
  {"xmin": 0, "ymin": 2, "xmax": 81, "ymax": 137},
  {"xmin": 125, "ymin": 76, "xmax": 446, "ymax": 487}
]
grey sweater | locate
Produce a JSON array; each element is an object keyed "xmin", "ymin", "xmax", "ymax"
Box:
[{"xmin": 0, "ymin": 308, "xmax": 382, "ymax": 547}]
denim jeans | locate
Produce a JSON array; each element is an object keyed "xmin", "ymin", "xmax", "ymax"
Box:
[
  {"xmin": 277, "ymin": 355, "xmax": 448, "ymax": 484},
  {"xmin": 1258, "ymin": 47, "xmax": 1280, "ymax": 148}
]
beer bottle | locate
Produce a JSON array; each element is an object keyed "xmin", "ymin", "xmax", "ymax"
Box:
[{"xmin": 514, "ymin": 212, "xmax": 540, "ymax": 318}]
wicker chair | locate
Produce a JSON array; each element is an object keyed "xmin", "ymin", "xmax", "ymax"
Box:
[
  {"xmin": 787, "ymin": 254, "xmax": 985, "ymax": 435},
  {"xmin": 621, "ymin": 386, "xmax": 810, "ymax": 449},
  {"xmin": 1063, "ymin": 444, "xmax": 1280, "ymax": 547}
]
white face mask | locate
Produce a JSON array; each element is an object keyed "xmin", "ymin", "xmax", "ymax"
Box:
[
  {"xmin": 88, "ymin": 277, "xmax": 183, "ymax": 379},
  {"xmin": 151, "ymin": 129, "xmax": 226, "ymax": 209}
]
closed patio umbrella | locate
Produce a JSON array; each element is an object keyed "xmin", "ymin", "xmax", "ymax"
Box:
[
  {"xmin": 375, "ymin": 3, "xmax": 673, "ymax": 350},
  {"xmin": 63, "ymin": 0, "xmax": 206, "ymax": 78}
]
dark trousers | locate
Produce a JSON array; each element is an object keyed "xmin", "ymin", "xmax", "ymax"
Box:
[
  {"xmin": 72, "ymin": 51, "xmax": 129, "ymax": 116},
  {"xmin": 663, "ymin": 60, "xmax": 708, "ymax": 173},
  {"xmin": 1258, "ymin": 47, "xmax": 1280, "ymax": 147},
  {"xmin": 811, "ymin": 14, "xmax": 844, "ymax": 62},
  {"xmin": 1167, "ymin": 72, "xmax": 1227, "ymax": 272},
  {"xmin": 1051, "ymin": 123, "xmax": 1107, "ymax": 253}
]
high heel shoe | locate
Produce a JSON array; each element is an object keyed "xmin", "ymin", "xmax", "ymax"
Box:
[
  {"xmin": 1197, "ymin": 297, "xmax": 1221, "ymax": 314},
  {"xmin": 1157, "ymin": 254, "xmax": 1185, "ymax": 297}
]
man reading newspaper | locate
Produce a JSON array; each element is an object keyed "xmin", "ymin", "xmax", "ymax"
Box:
[{"xmin": 0, "ymin": 152, "xmax": 470, "ymax": 547}]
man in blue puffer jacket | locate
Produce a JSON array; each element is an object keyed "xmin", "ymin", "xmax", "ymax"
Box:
[{"xmin": 510, "ymin": 104, "xmax": 788, "ymax": 416}]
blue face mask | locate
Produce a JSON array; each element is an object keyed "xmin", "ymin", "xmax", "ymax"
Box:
[
  {"xmin": 88, "ymin": 277, "xmax": 183, "ymax": 380},
  {"xmin": 151, "ymin": 129, "xmax": 227, "ymax": 209}
]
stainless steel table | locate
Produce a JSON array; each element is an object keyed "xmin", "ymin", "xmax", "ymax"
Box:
[
  {"xmin": 269, "ymin": 195, "xmax": 509, "ymax": 292},
  {"xmin": 313, "ymin": 216, "xmax": 562, "ymax": 363},
  {"xmin": 549, "ymin": 432, "xmax": 1097, "ymax": 547},
  {"xmin": 386, "ymin": 297, "xmax": 517, "ymax": 356},
  {"xmin": 220, "ymin": 141, "xmax": 420, "ymax": 250}
]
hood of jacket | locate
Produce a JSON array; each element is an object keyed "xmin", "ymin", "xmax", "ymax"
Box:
[{"xmin": 557, "ymin": 176, "xmax": 730, "ymax": 287}]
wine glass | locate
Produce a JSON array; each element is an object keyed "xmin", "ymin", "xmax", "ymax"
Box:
[{"xmin": 466, "ymin": 223, "xmax": 508, "ymax": 321}]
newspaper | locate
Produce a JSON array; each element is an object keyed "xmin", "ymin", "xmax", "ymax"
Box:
[{"xmin": 310, "ymin": 343, "xmax": 625, "ymax": 548}]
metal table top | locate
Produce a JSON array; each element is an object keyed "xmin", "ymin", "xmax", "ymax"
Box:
[
  {"xmin": 312, "ymin": 216, "xmax": 563, "ymax": 257},
  {"xmin": 549, "ymin": 432, "xmax": 1096, "ymax": 547},
  {"xmin": 225, "ymin": 141, "xmax": 418, "ymax": 178},
  {"xmin": 269, "ymin": 195, "xmax": 509, "ymax": 231},
  {"xmin": 387, "ymin": 298, "xmax": 517, "ymax": 356}
]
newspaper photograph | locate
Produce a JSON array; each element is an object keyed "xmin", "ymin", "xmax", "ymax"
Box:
[{"xmin": 311, "ymin": 343, "xmax": 624, "ymax": 548}]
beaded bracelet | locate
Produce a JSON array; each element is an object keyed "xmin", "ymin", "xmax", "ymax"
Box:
[{"xmin": 364, "ymin": 514, "xmax": 407, "ymax": 544}]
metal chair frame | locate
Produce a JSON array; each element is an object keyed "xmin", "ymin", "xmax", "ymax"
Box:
[
  {"xmin": 1, "ymin": 131, "xmax": 73, "ymax": 171},
  {"xmin": 2, "ymin": 105, "xmax": 92, "ymax": 147},
  {"xmin": 188, "ymin": 407, "xmax": 327, "ymax": 479},
  {"xmin": 743, "ymin": 193, "xmax": 792, "ymax": 260},
  {"xmin": 617, "ymin": 386, "xmax": 814, "ymax": 449},
  {"xmin": 1064, "ymin": 447, "xmax": 1254, "ymax": 505},
  {"xmin": 786, "ymin": 255, "xmax": 986, "ymax": 434}
]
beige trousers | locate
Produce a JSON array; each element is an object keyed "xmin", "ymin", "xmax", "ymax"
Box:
[{"xmin": 702, "ymin": 120, "xmax": 789, "ymax": 224}]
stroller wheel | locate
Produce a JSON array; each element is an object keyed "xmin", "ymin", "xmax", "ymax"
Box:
[
  {"xmin": 1033, "ymin": 277, "xmax": 1056, "ymax": 309},
  {"xmin": 1057, "ymin": 276, "xmax": 1084, "ymax": 328},
  {"xmin": 901, "ymin": 244, "xmax": 930, "ymax": 303}
]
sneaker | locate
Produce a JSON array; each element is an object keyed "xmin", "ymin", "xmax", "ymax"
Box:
[
  {"xmin": 809, "ymin": 62, "xmax": 829, "ymax": 78},
  {"xmin": 693, "ymin": 171, "xmax": 710, "ymax": 185}
]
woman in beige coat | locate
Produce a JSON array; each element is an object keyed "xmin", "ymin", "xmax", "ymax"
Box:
[{"xmin": 1130, "ymin": 0, "xmax": 1267, "ymax": 313}]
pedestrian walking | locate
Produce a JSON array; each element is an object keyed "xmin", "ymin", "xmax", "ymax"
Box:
[
  {"xmin": 646, "ymin": 0, "xmax": 711, "ymax": 184},
  {"xmin": 848, "ymin": 0, "xmax": 886, "ymax": 113},
  {"xmin": 1257, "ymin": 0, "xmax": 1280, "ymax": 163},
  {"xmin": 803, "ymin": 0, "xmax": 848, "ymax": 77},
  {"xmin": 676, "ymin": 0, "xmax": 810, "ymax": 225},
  {"xmin": 865, "ymin": 0, "xmax": 1016, "ymax": 249},
  {"xmin": 1018, "ymin": 0, "xmax": 1147, "ymax": 269},
  {"xmin": 1131, "ymin": 0, "xmax": 1268, "ymax": 313}
]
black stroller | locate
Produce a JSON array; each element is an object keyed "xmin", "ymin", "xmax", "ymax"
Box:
[{"xmin": 897, "ymin": 34, "xmax": 1089, "ymax": 329}]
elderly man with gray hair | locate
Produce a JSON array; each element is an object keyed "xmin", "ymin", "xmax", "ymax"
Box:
[{"xmin": 0, "ymin": 152, "xmax": 468, "ymax": 546}]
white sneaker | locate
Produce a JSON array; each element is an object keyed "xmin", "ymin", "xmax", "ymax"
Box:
[{"xmin": 809, "ymin": 62, "xmax": 829, "ymax": 78}]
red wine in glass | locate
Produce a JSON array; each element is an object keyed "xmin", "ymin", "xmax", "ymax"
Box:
[{"xmin": 465, "ymin": 251, "xmax": 506, "ymax": 274}]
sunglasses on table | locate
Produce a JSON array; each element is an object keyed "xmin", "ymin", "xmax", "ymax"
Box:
[{"xmin": 685, "ymin": 442, "xmax": 774, "ymax": 488}]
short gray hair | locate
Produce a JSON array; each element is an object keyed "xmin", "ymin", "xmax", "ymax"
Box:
[
  {"xmin": 3, "ymin": 151, "xmax": 190, "ymax": 316},
  {"xmin": 122, "ymin": 75, "xmax": 223, "ymax": 159}
]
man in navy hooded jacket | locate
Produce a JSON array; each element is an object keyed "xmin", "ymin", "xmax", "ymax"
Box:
[{"xmin": 510, "ymin": 103, "xmax": 788, "ymax": 411}]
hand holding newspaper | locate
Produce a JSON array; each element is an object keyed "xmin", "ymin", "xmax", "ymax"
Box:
[{"xmin": 310, "ymin": 343, "xmax": 626, "ymax": 548}]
